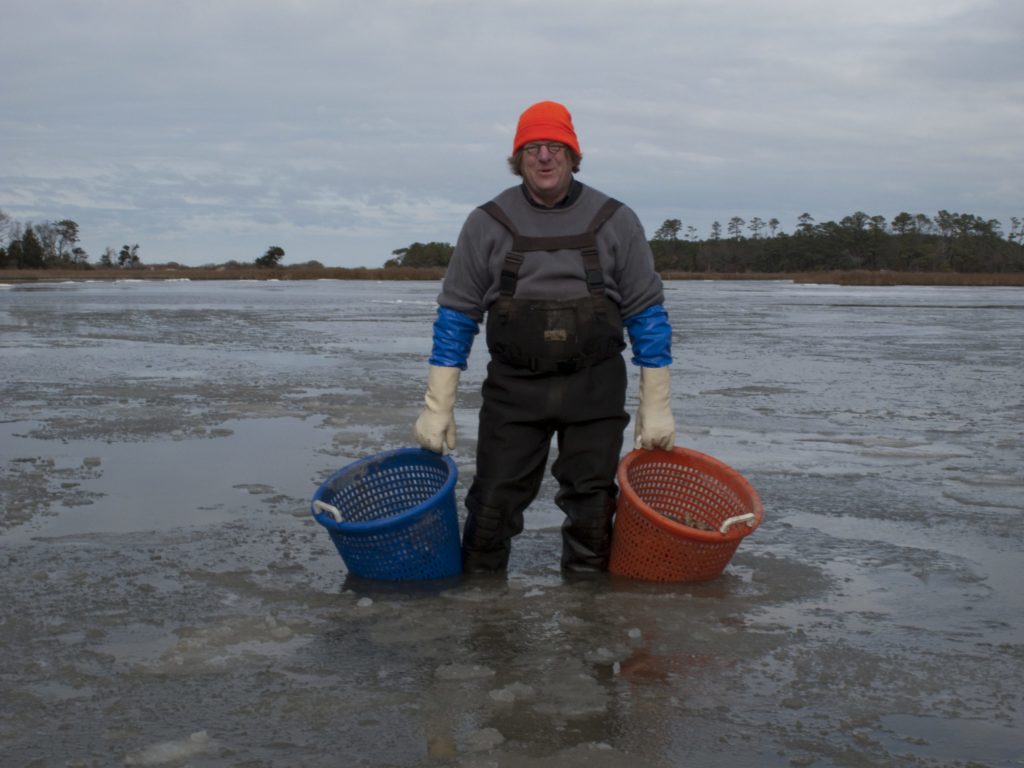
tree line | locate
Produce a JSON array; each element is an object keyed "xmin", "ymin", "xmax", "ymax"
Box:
[
  {"xmin": 0, "ymin": 209, "xmax": 288, "ymax": 270},
  {"xmin": 4, "ymin": 207, "xmax": 1022, "ymax": 274},
  {"xmin": 384, "ymin": 211, "xmax": 1024, "ymax": 273},
  {"xmin": 0, "ymin": 210, "xmax": 148, "ymax": 270},
  {"xmin": 647, "ymin": 210, "xmax": 1024, "ymax": 274}
]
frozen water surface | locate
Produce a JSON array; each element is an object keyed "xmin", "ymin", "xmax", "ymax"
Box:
[{"xmin": 1, "ymin": 278, "xmax": 1022, "ymax": 767}]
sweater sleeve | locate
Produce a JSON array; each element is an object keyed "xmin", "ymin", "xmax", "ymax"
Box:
[{"xmin": 610, "ymin": 205, "xmax": 665, "ymax": 320}]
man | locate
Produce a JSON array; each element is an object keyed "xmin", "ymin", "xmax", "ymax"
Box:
[{"xmin": 415, "ymin": 100, "xmax": 674, "ymax": 573}]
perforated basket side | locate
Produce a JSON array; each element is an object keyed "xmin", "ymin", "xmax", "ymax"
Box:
[
  {"xmin": 609, "ymin": 447, "xmax": 763, "ymax": 582},
  {"xmin": 324, "ymin": 461, "xmax": 448, "ymax": 527},
  {"xmin": 610, "ymin": 494, "xmax": 742, "ymax": 582},
  {"xmin": 618, "ymin": 448, "xmax": 762, "ymax": 542},
  {"xmin": 311, "ymin": 448, "xmax": 462, "ymax": 581},
  {"xmin": 626, "ymin": 459, "xmax": 749, "ymax": 537},
  {"xmin": 326, "ymin": 495, "xmax": 461, "ymax": 581}
]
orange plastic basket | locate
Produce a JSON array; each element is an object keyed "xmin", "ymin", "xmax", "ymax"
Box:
[{"xmin": 609, "ymin": 446, "xmax": 763, "ymax": 582}]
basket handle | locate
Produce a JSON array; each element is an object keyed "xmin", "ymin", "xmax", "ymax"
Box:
[
  {"xmin": 719, "ymin": 513, "xmax": 756, "ymax": 533},
  {"xmin": 313, "ymin": 500, "xmax": 343, "ymax": 523}
]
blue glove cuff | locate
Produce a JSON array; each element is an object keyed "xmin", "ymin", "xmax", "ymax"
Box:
[
  {"xmin": 623, "ymin": 303, "xmax": 673, "ymax": 367},
  {"xmin": 428, "ymin": 306, "xmax": 479, "ymax": 369}
]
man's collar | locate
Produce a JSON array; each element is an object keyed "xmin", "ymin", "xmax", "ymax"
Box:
[{"xmin": 521, "ymin": 179, "xmax": 582, "ymax": 209}]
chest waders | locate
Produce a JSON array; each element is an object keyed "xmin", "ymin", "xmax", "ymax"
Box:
[{"xmin": 461, "ymin": 198, "xmax": 631, "ymax": 573}]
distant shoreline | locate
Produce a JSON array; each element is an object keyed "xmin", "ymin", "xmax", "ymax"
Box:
[{"xmin": 2, "ymin": 266, "xmax": 1023, "ymax": 287}]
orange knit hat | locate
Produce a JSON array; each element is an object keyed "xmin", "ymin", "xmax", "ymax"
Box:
[{"xmin": 513, "ymin": 101, "xmax": 581, "ymax": 155}]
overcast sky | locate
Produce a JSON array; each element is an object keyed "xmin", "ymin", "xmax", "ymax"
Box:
[{"xmin": 3, "ymin": 0, "xmax": 1022, "ymax": 268}]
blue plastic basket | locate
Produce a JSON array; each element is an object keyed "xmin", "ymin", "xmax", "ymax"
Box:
[{"xmin": 310, "ymin": 448, "xmax": 462, "ymax": 581}]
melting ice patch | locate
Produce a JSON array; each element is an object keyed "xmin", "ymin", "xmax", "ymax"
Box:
[{"xmin": 124, "ymin": 731, "xmax": 211, "ymax": 765}]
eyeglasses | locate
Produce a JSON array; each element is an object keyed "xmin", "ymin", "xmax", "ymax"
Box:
[{"xmin": 522, "ymin": 142, "xmax": 565, "ymax": 156}]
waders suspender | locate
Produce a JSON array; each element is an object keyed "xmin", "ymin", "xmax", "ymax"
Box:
[{"xmin": 478, "ymin": 198, "xmax": 624, "ymax": 299}]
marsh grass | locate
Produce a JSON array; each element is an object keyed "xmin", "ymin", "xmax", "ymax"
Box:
[
  {"xmin": 0, "ymin": 265, "xmax": 448, "ymax": 283},
  {"xmin": 661, "ymin": 270, "xmax": 1024, "ymax": 286}
]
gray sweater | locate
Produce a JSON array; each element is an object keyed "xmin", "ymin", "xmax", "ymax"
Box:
[{"xmin": 438, "ymin": 182, "xmax": 664, "ymax": 323}]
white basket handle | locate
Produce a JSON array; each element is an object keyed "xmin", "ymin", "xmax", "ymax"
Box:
[
  {"xmin": 719, "ymin": 513, "xmax": 756, "ymax": 533},
  {"xmin": 313, "ymin": 500, "xmax": 343, "ymax": 523}
]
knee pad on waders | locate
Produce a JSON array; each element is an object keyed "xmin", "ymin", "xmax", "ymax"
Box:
[
  {"xmin": 560, "ymin": 499, "xmax": 616, "ymax": 573},
  {"xmin": 462, "ymin": 502, "xmax": 513, "ymax": 573}
]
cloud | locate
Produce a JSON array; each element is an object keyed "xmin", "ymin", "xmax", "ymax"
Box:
[{"xmin": 2, "ymin": 0, "xmax": 1021, "ymax": 265}]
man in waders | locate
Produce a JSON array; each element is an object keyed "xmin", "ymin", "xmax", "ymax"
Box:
[{"xmin": 415, "ymin": 100, "xmax": 675, "ymax": 573}]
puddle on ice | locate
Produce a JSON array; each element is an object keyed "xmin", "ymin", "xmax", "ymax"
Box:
[
  {"xmin": 2, "ymin": 415, "xmax": 339, "ymax": 538},
  {"xmin": 876, "ymin": 713, "xmax": 1023, "ymax": 766}
]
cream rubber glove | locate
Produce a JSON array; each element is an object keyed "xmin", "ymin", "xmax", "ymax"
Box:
[
  {"xmin": 414, "ymin": 365, "xmax": 460, "ymax": 453},
  {"xmin": 634, "ymin": 366, "xmax": 676, "ymax": 450}
]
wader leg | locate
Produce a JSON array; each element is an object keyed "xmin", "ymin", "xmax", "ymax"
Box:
[
  {"xmin": 462, "ymin": 362, "xmax": 553, "ymax": 573},
  {"xmin": 551, "ymin": 356, "xmax": 628, "ymax": 572}
]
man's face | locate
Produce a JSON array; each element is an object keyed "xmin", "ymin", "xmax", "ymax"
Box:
[{"xmin": 520, "ymin": 142, "xmax": 573, "ymax": 208}]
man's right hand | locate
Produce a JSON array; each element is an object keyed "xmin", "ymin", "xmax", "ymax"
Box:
[{"xmin": 414, "ymin": 365, "xmax": 461, "ymax": 453}]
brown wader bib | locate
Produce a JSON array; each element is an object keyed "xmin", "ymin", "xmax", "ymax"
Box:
[{"xmin": 461, "ymin": 198, "xmax": 630, "ymax": 573}]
